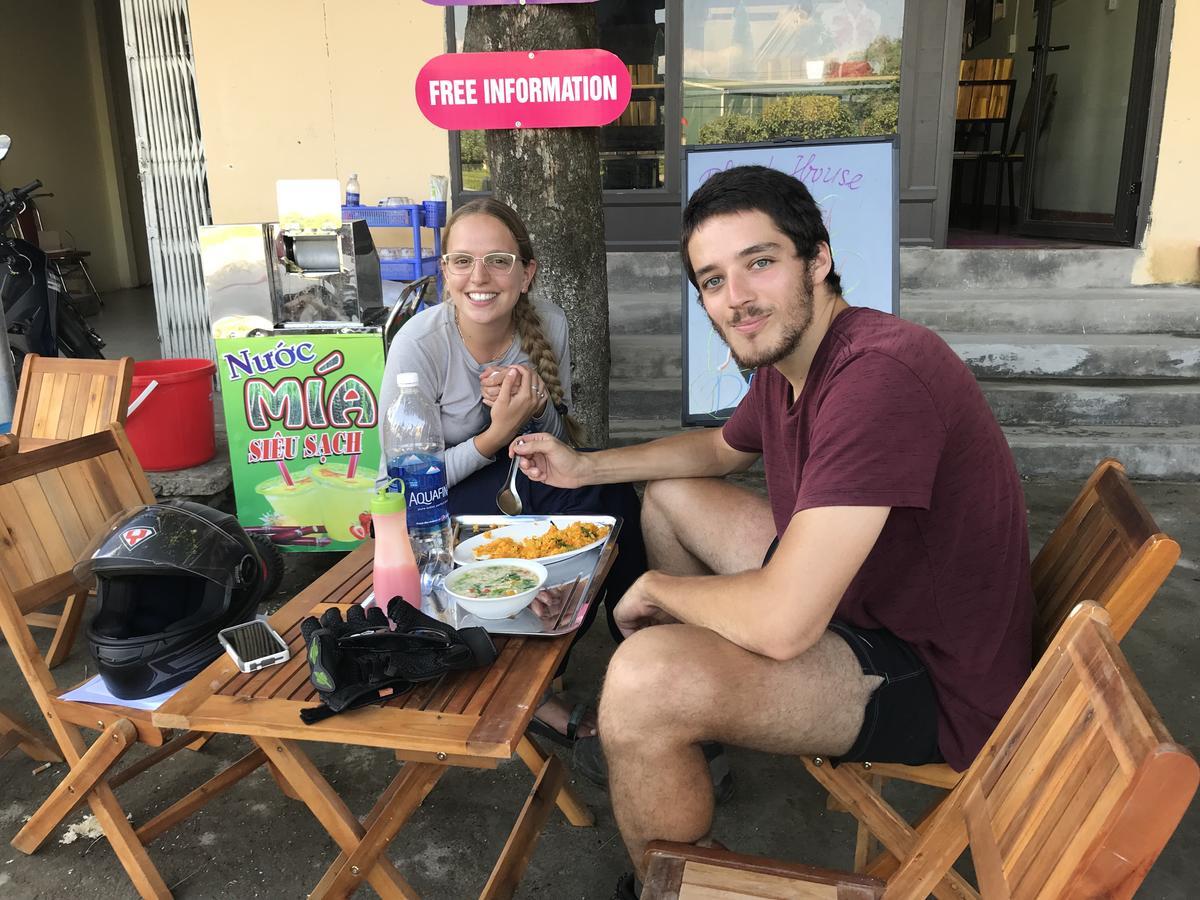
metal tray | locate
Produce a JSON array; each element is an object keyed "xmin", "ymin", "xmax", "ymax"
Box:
[{"xmin": 448, "ymin": 514, "xmax": 621, "ymax": 637}]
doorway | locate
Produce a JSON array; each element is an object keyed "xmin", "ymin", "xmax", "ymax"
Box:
[{"xmin": 947, "ymin": 0, "xmax": 1161, "ymax": 248}]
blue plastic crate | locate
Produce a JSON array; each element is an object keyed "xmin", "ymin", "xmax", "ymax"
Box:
[
  {"xmin": 380, "ymin": 256, "xmax": 440, "ymax": 282},
  {"xmin": 342, "ymin": 204, "xmax": 418, "ymax": 227}
]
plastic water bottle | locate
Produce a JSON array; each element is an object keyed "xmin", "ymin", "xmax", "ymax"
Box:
[
  {"xmin": 345, "ymin": 173, "xmax": 361, "ymax": 207},
  {"xmin": 383, "ymin": 373, "xmax": 454, "ymax": 615}
]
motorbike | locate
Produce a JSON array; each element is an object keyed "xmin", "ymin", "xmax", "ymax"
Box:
[{"xmin": 0, "ymin": 133, "xmax": 105, "ymax": 379}]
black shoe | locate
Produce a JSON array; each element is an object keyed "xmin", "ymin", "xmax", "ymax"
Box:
[
  {"xmin": 573, "ymin": 738, "xmax": 735, "ymax": 804},
  {"xmin": 611, "ymin": 872, "xmax": 639, "ymax": 900}
]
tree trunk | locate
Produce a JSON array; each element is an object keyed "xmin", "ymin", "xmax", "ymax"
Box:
[{"xmin": 464, "ymin": 6, "xmax": 610, "ymax": 448}]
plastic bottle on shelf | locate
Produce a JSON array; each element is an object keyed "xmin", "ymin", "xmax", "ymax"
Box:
[
  {"xmin": 370, "ymin": 481, "xmax": 422, "ymax": 614},
  {"xmin": 346, "ymin": 173, "xmax": 361, "ymax": 207},
  {"xmin": 382, "ymin": 373, "xmax": 454, "ymax": 607}
]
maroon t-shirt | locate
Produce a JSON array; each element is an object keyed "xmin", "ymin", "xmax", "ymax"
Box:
[{"xmin": 722, "ymin": 307, "xmax": 1033, "ymax": 770}]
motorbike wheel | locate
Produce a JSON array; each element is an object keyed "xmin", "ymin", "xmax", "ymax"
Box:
[{"xmin": 56, "ymin": 301, "xmax": 105, "ymax": 359}]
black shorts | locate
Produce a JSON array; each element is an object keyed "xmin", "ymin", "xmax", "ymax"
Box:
[
  {"xmin": 827, "ymin": 621, "xmax": 944, "ymax": 767},
  {"xmin": 762, "ymin": 539, "xmax": 942, "ymax": 766}
]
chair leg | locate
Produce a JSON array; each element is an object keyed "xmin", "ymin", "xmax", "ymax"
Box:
[
  {"xmin": 853, "ymin": 774, "xmax": 884, "ymax": 871},
  {"xmin": 79, "ymin": 259, "xmax": 104, "ymax": 308},
  {"xmin": 86, "ymin": 781, "xmax": 172, "ymax": 899},
  {"xmin": 0, "ymin": 707, "xmax": 61, "ymax": 763},
  {"xmin": 1007, "ymin": 160, "xmax": 1018, "ymax": 228},
  {"xmin": 972, "ymin": 160, "xmax": 986, "ymax": 229},
  {"xmin": 45, "ymin": 590, "xmax": 87, "ymax": 669},
  {"xmin": 993, "ymin": 162, "xmax": 1004, "ymax": 234},
  {"xmin": 13, "ymin": 719, "xmax": 137, "ymax": 853}
]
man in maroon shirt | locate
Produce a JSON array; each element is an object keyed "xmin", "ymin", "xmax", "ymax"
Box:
[{"xmin": 512, "ymin": 165, "xmax": 1033, "ymax": 894}]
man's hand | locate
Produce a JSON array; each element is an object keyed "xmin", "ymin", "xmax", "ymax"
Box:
[
  {"xmin": 510, "ymin": 432, "xmax": 593, "ymax": 488},
  {"xmin": 612, "ymin": 574, "xmax": 676, "ymax": 638},
  {"xmin": 479, "ymin": 366, "xmax": 508, "ymax": 408}
]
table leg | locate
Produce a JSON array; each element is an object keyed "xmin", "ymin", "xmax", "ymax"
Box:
[
  {"xmin": 480, "ymin": 750, "xmax": 568, "ymax": 900},
  {"xmin": 254, "ymin": 737, "xmax": 417, "ymax": 900},
  {"xmin": 517, "ymin": 735, "xmax": 594, "ymax": 827},
  {"xmin": 312, "ymin": 761, "xmax": 447, "ymax": 898}
]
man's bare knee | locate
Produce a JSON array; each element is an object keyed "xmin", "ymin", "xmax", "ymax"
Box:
[{"xmin": 600, "ymin": 627, "xmax": 725, "ymax": 747}]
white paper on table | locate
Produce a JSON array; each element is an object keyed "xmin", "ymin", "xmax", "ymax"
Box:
[{"xmin": 59, "ymin": 675, "xmax": 184, "ymax": 711}]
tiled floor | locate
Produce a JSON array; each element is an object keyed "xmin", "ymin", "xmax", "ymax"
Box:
[{"xmin": 88, "ymin": 286, "xmax": 161, "ymax": 361}]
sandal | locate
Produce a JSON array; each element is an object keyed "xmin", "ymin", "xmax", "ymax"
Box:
[{"xmin": 527, "ymin": 701, "xmax": 592, "ymax": 748}]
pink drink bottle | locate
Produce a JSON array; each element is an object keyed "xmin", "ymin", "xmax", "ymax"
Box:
[{"xmin": 370, "ymin": 480, "xmax": 421, "ymax": 615}]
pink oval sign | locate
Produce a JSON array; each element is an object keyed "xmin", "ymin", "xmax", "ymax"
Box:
[{"xmin": 416, "ymin": 50, "xmax": 631, "ymax": 131}]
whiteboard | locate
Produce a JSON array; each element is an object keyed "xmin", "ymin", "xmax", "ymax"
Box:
[{"xmin": 681, "ymin": 136, "xmax": 898, "ymax": 425}]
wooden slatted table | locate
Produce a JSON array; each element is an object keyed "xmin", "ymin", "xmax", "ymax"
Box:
[{"xmin": 153, "ymin": 542, "xmax": 603, "ymax": 899}]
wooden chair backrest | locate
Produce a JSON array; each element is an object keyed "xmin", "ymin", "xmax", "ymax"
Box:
[
  {"xmin": 1030, "ymin": 459, "xmax": 1178, "ymax": 656},
  {"xmin": 956, "ymin": 58, "xmax": 1015, "ymax": 122},
  {"xmin": 0, "ymin": 425, "xmax": 155, "ymax": 702},
  {"xmin": 886, "ymin": 604, "xmax": 1198, "ymax": 900},
  {"xmin": 11, "ymin": 354, "xmax": 135, "ymax": 451}
]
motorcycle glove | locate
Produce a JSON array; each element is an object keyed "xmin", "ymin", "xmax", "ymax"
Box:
[{"xmin": 299, "ymin": 597, "xmax": 497, "ymax": 724}]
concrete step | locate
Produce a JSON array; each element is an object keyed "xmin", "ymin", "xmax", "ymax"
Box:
[
  {"xmin": 608, "ymin": 248, "xmax": 1147, "ymax": 294},
  {"xmin": 949, "ymin": 333, "xmax": 1200, "ymax": 380},
  {"xmin": 903, "ymin": 286, "xmax": 1200, "ymax": 335},
  {"xmin": 899, "ymin": 248, "xmax": 1141, "ymax": 290},
  {"xmin": 607, "ymin": 252, "xmax": 684, "ymax": 296},
  {"xmin": 610, "ymin": 377, "xmax": 1200, "ymax": 430},
  {"xmin": 610, "ymin": 377, "xmax": 681, "ymax": 420},
  {"xmin": 608, "ymin": 291, "xmax": 681, "ymax": 335},
  {"xmin": 980, "ymin": 382, "xmax": 1200, "ymax": 428},
  {"xmin": 606, "ymin": 286, "xmax": 1200, "ymax": 338},
  {"xmin": 611, "ymin": 334, "xmax": 681, "ymax": 379},
  {"xmin": 1005, "ymin": 426, "xmax": 1200, "ymax": 481},
  {"xmin": 608, "ymin": 418, "xmax": 1200, "ymax": 481}
]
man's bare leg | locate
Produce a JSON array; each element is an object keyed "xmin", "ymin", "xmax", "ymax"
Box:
[
  {"xmin": 601, "ymin": 624, "xmax": 879, "ymax": 877},
  {"xmin": 610, "ymin": 476, "xmax": 878, "ymax": 877},
  {"xmin": 640, "ymin": 477, "xmax": 777, "ymax": 578}
]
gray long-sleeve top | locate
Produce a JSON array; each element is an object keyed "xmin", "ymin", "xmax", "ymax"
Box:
[{"xmin": 378, "ymin": 299, "xmax": 571, "ymax": 487}]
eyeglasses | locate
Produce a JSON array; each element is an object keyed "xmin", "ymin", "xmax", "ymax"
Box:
[{"xmin": 441, "ymin": 252, "xmax": 519, "ymax": 276}]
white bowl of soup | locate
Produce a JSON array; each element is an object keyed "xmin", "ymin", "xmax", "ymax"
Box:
[{"xmin": 443, "ymin": 560, "xmax": 548, "ymax": 620}]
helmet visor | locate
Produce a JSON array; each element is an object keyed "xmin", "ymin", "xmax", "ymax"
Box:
[{"xmin": 74, "ymin": 504, "xmax": 253, "ymax": 587}]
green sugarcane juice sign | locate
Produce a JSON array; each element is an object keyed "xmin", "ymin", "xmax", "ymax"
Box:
[{"xmin": 216, "ymin": 333, "xmax": 383, "ymax": 552}]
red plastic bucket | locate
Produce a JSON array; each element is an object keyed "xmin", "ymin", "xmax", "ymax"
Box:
[{"xmin": 124, "ymin": 359, "xmax": 216, "ymax": 471}]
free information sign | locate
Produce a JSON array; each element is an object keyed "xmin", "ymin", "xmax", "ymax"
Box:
[{"xmin": 416, "ymin": 49, "xmax": 630, "ymax": 130}]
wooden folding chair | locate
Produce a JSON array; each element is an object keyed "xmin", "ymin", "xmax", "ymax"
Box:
[
  {"xmin": 807, "ymin": 458, "xmax": 1181, "ymax": 898},
  {"xmin": 7, "ymin": 355, "xmax": 135, "ymax": 665},
  {"xmin": 11, "ymin": 354, "xmax": 134, "ymax": 451},
  {"xmin": 644, "ymin": 603, "xmax": 1199, "ymax": 900},
  {"xmin": 0, "ymin": 426, "xmax": 260, "ymax": 898}
]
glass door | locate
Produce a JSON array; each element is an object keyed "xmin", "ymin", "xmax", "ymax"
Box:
[{"xmin": 1018, "ymin": 0, "xmax": 1161, "ymax": 244}]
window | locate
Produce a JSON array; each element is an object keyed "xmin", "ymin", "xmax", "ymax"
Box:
[
  {"xmin": 596, "ymin": 1, "xmax": 668, "ymax": 190},
  {"xmin": 445, "ymin": 1, "xmax": 905, "ymax": 244},
  {"xmin": 683, "ymin": 1, "xmax": 903, "ymax": 145}
]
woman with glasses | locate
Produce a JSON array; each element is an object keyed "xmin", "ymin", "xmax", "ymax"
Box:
[{"xmin": 380, "ymin": 197, "xmax": 647, "ymax": 748}]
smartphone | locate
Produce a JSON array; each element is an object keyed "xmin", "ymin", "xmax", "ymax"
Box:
[{"xmin": 218, "ymin": 620, "xmax": 289, "ymax": 673}]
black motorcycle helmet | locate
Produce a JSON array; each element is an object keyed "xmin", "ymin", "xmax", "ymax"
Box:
[{"xmin": 75, "ymin": 501, "xmax": 266, "ymax": 700}]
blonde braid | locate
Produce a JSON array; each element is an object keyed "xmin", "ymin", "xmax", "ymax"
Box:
[{"xmin": 512, "ymin": 296, "xmax": 585, "ymax": 446}]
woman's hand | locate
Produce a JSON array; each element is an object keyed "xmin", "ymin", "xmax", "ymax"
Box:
[
  {"xmin": 481, "ymin": 365, "xmax": 547, "ymax": 417},
  {"xmin": 476, "ymin": 367, "xmax": 540, "ymax": 456}
]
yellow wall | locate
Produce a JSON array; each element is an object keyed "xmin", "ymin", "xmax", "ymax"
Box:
[
  {"xmin": 1136, "ymin": 2, "xmax": 1200, "ymax": 284},
  {"xmin": 189, "ymin": 0, "xmax": 450, "ymax": 226},
  {"xmin": 0, "ymin": 0, "xmax": 140, "ymax": 291}
]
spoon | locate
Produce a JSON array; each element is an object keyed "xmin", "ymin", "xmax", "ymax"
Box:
[{"xmin": 496, "ymin": 440, "xmax": 523, "ymax": 516}]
